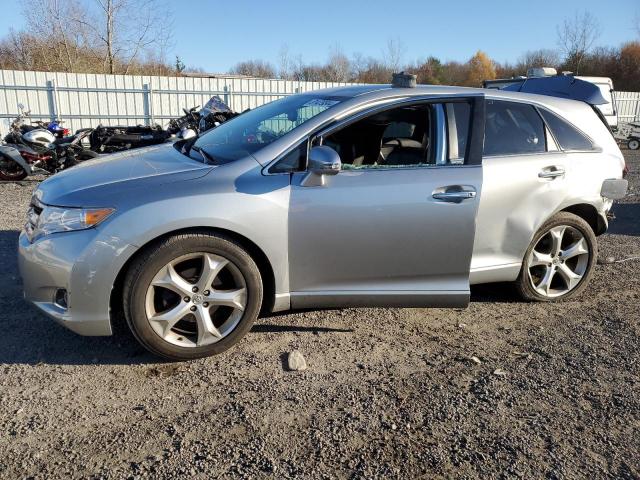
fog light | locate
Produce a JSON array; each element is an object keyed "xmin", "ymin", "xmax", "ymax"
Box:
[{"xmin": 54, "ymin": 289, "xmax": 68, "ymax": 309}]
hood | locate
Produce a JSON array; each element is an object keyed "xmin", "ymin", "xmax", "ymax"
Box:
[
  {"xmin": 38, "ymin": 143, "xmax": 212, "ymax": 206},
  {"xmin": 504, "ymin": 76, "xmax": 608, "ymax": 105}
]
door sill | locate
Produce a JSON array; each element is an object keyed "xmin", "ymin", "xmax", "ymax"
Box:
[{"xmin": 290, "ymin": 290, "xmax": 469, "ymax": 309}]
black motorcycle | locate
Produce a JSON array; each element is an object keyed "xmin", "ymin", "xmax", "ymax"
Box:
[
  {"xmin": 167, "ymin": 105, "xmax": 201, "ymax": 137},
  {"xmin": 89, "ymin": 124, "xmax": 171, "ymax": 153},
  {"xmin": 0, "ymin": 109, "xmax": 98, "ymax": 181},
  {"xmin": 168, "ymin": 97, "xmax": 239, "ymax": 140}
]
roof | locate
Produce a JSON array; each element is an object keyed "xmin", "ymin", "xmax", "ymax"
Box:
[{"xmin": 311, "ymin": 83, "xmax": 586, "ymax": 111}]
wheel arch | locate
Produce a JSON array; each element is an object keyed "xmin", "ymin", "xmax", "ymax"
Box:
[
  {"xmin": 560, "ymin": 203, "xmax": 607, "ymax": 236},
  {"xmin": 109, "ymin": 226, "xmax": 277, "ymax": 329}
]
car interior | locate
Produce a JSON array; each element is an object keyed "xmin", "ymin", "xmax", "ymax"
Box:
[{"xmin": 322, "ymin": 105, "xmax": 434, "ymax": 168}]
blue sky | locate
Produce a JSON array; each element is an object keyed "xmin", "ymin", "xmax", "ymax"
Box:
[{"xmin": 1, "ymin": 0, "xmax": 638, "ymax": 73}]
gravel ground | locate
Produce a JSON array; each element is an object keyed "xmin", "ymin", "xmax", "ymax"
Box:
[{"xmin": 0, "ymin": 153, "xmax": 638, "ymax": 479}]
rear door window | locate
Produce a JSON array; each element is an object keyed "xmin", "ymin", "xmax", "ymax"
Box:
[
  {"xmin": 484, "ymin": 100, "xmax": 546, "ymax": 156},
  {"xmin": 539, "ymin": 109, "xmax": 594, "ymax": 151}
]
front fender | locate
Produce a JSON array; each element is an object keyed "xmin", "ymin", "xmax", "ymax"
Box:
[
  {"xmin": 96, "ymin": 161, "xmax": 292, "ymax": 297},
  {"xmin": 0, "ymin": 145, "xmax": 32, "ymax": 174}
]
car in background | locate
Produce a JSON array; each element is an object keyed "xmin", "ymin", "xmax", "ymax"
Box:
[
  {"xmin": 484, "ymin": 68, "xmax": 618, "ymax": 130},
  {"xmin": 18, "ymin": 78, "xmax": 627, "ymax": 360}
]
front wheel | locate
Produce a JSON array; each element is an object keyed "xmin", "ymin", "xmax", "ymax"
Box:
[
  {"xmin": 123, "ymin": 232, "xmax": 263, "ymax": 360},
  {"xmin": 628, "ymin": 138, "xmax": 640, "ymax": 150},
  {"xmin": 515, "ymin": 212, "xmax": 597, "ymax": 302},
  {"xmin": 0, "ymin": 155, "xmax": 28, "ymax": 181}
]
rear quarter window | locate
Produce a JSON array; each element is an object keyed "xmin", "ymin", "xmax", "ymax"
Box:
[{"xmin": 539, "ymin": 109, "xmax": 594, "ymax": 151}]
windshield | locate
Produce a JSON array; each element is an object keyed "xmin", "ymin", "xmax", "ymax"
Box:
[{"xmin": 192, "ymin": 94, "xmax": 343, "ymax": 163}]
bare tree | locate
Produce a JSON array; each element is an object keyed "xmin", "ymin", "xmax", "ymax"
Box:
[
  {"xmin": 557, "ymin": 10, "xmax": 601, "ymax": 74},
  {"xmin": 326, "ymin": 44, "xmax": 350, "ymax": 82},
  {"xmin": 22, "ymin": 0, "xmax": 91, "ymax": 72},
  {"xmin": 351, "ymin": 53, "xmax": 391, "ymax": 83},
  {"xmin": 278, "ymin": 44, "xmax": 293, "ymax": 80},
  {"xmin": 0, "ymin": 30, "xmax": 35, "ymax": 70},
  {"xmin": 517, "ymin": 49, "xmax": 561, "ymax": 73},
  {"xmin": 230, "ymin": 60, "xmax": 276, "ymax": 78},
  {"xmin": 382, "ymin": 38, "xmax": 406, "ymax": 72},
  {"xmin": 1, "ymin": 0, "xmax": 176, "ymax": 74},
  {"xmin": 73, "ymin": 0, "xmax": 172, "ymax": 74}
]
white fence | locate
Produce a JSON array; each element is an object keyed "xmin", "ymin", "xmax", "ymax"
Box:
[
  {"xmin": 0, "ymin": 69, "xmax": 639, "ymax": 133},
  {"xmin": 616, "ymin": 91, "xmax": 640, "ymax": 123},
  {"xmin": 0, "ymin": 69, "xmax": 354, "ymax": 133}
]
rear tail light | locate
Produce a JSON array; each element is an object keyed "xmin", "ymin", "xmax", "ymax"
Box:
[{"xmin": 62, "ymin": 128, "xmax": 70, "ymax": 136}]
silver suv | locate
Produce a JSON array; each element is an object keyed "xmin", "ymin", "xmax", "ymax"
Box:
[{"xmin": 18, "ymin": 84, "xmax": 627, "ymax": 360}]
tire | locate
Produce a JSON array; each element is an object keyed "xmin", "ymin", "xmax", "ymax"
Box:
[
  {"xmin": 77, "ymin": 150, "xmax": 99, "ymax": 160},
  {"xmin": 123, "ymin": 232, "xmax": 263, "ymax": 360},
  {"xmin": 0, "ymin": 155, "xmax": 28, "ymax": 181},
  {"xmin": 628, "ymin": 139, "xmax": 640, "ymax": 151},
  {"xmin": 515, "ymin": 212, "xmax": 597, "ymax": 302},
  {"xmin": 66, "ymin": 150, "xmax": 99, "ymax": 169}
]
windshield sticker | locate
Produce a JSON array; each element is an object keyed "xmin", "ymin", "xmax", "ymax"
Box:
[{"xmin": 302, "ymin": 99, "xmax": 340, "ymax": 108}]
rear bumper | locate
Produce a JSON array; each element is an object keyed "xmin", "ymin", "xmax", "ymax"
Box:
[{"xmin": 18, "ymin": 229, "xmax": 136, "ymax": 336}]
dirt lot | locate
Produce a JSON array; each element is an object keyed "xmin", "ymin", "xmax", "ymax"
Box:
[{"xmin": 0, "ymin": 152, "xmax": 638, "ymax": 479}]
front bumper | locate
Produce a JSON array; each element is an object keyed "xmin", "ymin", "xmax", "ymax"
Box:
[{"xmin": 18, "ymin": 228, "xmax": 137, "ymax": 336}]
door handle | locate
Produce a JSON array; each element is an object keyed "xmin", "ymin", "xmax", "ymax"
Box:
[
  {"xmin": 432, "ymin": 187, "xmax": 477, "ymax": 203},
  {"xmin": 538, "ymin": 167, "xmax": 565, "ymax": 179}
]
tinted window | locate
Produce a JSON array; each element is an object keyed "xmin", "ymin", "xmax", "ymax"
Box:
[
  {"xmin": 539, "ymin": 109, "xmax": 593, "ymax": 151},
  {"xmin": 484, "ymin": 100, "xmax": 546, "ymax": 156}
]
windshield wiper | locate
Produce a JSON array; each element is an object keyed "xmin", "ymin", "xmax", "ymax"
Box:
[{"xmin": 191, "ymin": 145, "xmax": 215, "ymax": 165}]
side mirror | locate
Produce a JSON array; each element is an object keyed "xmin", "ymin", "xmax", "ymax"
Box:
[
  {"xmin": 309, "ymin": 145, "xmax": 341, "ymax": 175},
  {"xmin": 302, "ymin": 146, "xmax": 341, "ymax": 187}
]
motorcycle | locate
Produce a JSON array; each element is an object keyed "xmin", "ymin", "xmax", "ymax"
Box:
[
  {"xmin": 167, "ymin": 105, "xmax": 201, "ymax": 140},
  {"xmin": 198, "ymin": 96, "xmax": 239, "ymax": 133},
  {"xmin": 11, "ymin": 115, "xmax": 70, "ymax": 139},
  {"xmin": 0, "ymin": 106, "xmax": 98, "ymax": 181},
  {"xmin": 39, "ymin": 119, "xmax": 70, "ymax": 139},
  {"xmin": 168, "ymin": 96, "xmax": 239, "ymax": 140},
  {"xmin": 88, "ymin": 123, "xmax": 171, "ymax": 153}
]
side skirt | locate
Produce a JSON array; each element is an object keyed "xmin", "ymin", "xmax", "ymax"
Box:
[
  {"xmin": 469, "ymin": 263, "xmax": 521, "ymax": 285},
  {"xmin": 290, "ymin": 290, "xmax": 469, "ymax": 309}
]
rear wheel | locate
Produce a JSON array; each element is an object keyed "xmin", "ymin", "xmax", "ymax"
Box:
[
  {"xmin": 77, "ymin": 150, "xmax": 99, "ymax": 160},
  {"xmin": 515, "ymin": 212, "xmax": 596, "ymax": 301},
  {"xmin": 123, "ymin": 232, "xmax": 262, "ymax": 360},
  {"xmin": 66, "ymin": 149, "xmax": 99, "ymax": 168},
  {"xmin": 628, "ymin": 139, "xmax": 640, "ymax": 150},
  {"xmin": 0, "ymin": 155, "xmax": 27, "ymax": 181}
]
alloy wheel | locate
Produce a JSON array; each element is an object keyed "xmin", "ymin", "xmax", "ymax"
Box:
[
  {"xmin": 145, "ymin": 252, "xmax": 247, "ymax": 348},
  {"xmin": 527, "ymin": 225, "xmax": 590, "ymax": 298}
]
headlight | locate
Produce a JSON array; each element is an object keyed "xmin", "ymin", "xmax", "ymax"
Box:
[{"xmin": 29, "ymin": 206, "xmax": 114, "ymax": 241}]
